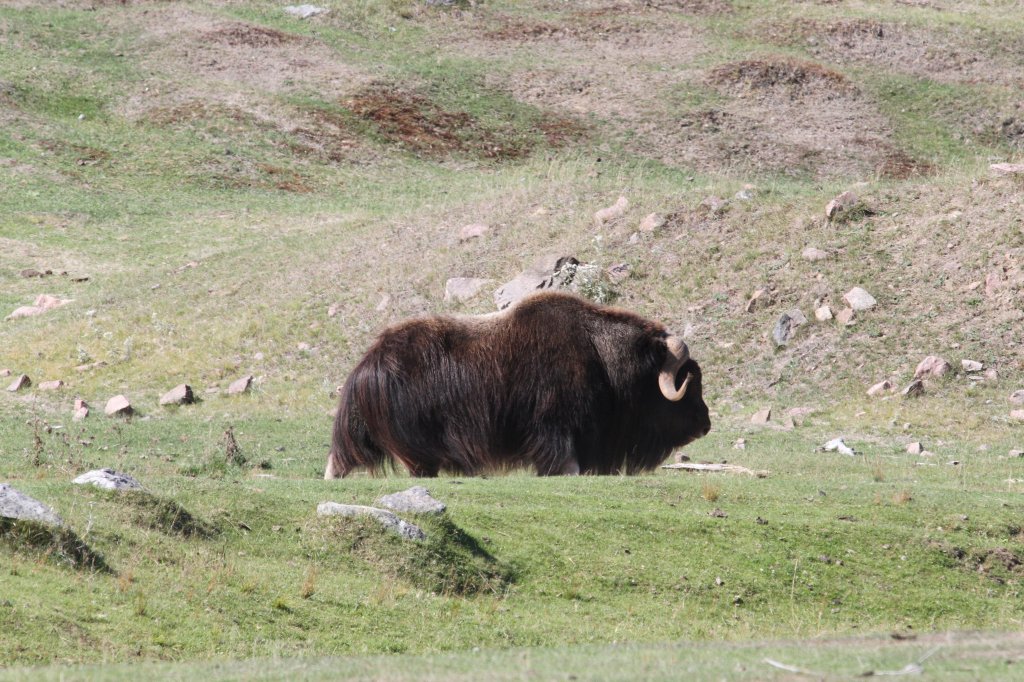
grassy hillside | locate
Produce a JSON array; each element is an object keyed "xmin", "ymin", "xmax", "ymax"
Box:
[{"xmin": 1, "ymin": 0, "xmax": 1023, "ymax": 677}]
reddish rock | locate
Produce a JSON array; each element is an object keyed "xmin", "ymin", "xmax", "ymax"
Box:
[
  {"xmin": 6, "ymin": 374, "xmax": 30, "ymax": 392},
  {"xmin": 907, "ymin": 442, "xmax": 923, "ymax": 455},
  {"xmin": 74, "ymin": 398, "xmax": 88, "ymax": 411},
  {"xmin": 38, "ymin": 380, "xmax": 64, "ymax": 391},
  {"xmin": 1011, "ymin": 410, "xmax": 1024, "ymax": 422},
  {"xmin": 227, "ymin": 375, "xmax": 253, "ymax": 395},
  {"xmin": 1010, "ymin": 390, "xmax": 1024, "ymax": 405},
  {"xmin": 990, "ymin": 163, "xmax": 1024, "ymax": 176},
  {"xmin": 802, "ymin": 247, "xmax": 829, "ymax": 262},
  {"xmin": 105, "ymin": 395, "xmax": 133, "ymax": 417},
  {"xmin": 593, "ymin": 196, "xmax": 628, "ymax": 225},
  {"xmin": 751, "ymin": 407, "xmax": 772, "ymax": 425},
  {"xmin": 0, "ymin": 368, "xmax": 10, "ymax": 377},
  {"xmin": 825, "ymin": 191, "xmax": 857, "ymax": 220},
  {"xmin": 835, "ymin": 308, "xmax": 855, "ymax": 326},
  {"xmin": 458, "ymin": 223, "xmax": 489, "ymax": 242},
  {"xmin": 914, "ymin": 356, "xmax": 952, "ymax": 380},
  {"xmin": 160, "ymin": 384, "xmax": 194, "ymax": 406},
  {"xmin": 605, "ymin": 263, "xmax": 631, "ymax": 284},
  {"xmin": 73, "ymin": 406, "xmax": 89, "ymax": 421},
  {"xmin": 638, "ymin": 213, "xmax": 664, "ymax": 233}
]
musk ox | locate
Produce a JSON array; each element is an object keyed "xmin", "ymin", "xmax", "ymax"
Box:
[{"xmin": 325, "ymin": 291, "xmax": 710, "ymax": 478}]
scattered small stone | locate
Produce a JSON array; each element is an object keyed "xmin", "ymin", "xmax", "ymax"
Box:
[
  {"xmin": 605, "ymin": 263, "xmax": 631, "ymax": 284},
  {"xmin": 733, "ymin": 438, "xmax": 746, "ymax": 450},
  {"xmin": 105, "ymin": 395, "xmax": 133, "ymax": 417},
  {"xmin": 297, "ymin": 342, "xmax": 311, "ymax": 352},
  {"xmin": 38, "ymin": 380, "xmax": 64, "ymax": 391},
  {"xmin": 160, "ymin": 384, "xmax": 194, "ymax": 406},
  {"xmin": 815, "ymin": 305, "xmax": 833, "ymax": 322},
  {"xmin": 327, "ymin": 304, "xmax": 339, "ymax": 317},
  {"xmin": 734, "ymin": 184, "xmax": 755, "ymax": 201},
  {"xmin": 746, "ymin": 288, "xmax": 772, "ymax": 313},
  {"xmin": 709, "ymin": 508, "xmax": 728, "ymax": 518},
  {"xmin": 755, "ymin": 516, "xmax": 768, "ymax": 525},
  {"xmin": 825, "ymin": 190, "xmax": 858, "ymax": 220},
  {"xmin": 985, "ymin": 272, "xmax": 1001, "ymax": 298},
  {"xmin": 73, "ymin": 469, "xmax": 143, "ymax": 491},
  {"xmin": 6, "ymin": 374, "xmax": 30, "ymax": 392},
  {"xmin": 867, "ymin": 380, "xmax": 894, "ymax": 397},
  {"xmin": 316, "ymin": 502, "xmax": 425, "ymax": 541},
  {"xmin": 961, "ymin": 359, "xmax": 984, "ymax": 373},
  {"xmin": 772, "ymin": 313, "xmax": 795, "ymax": 346},
  {"xmin": 444, "ymin": 277, "xmax": 491, "ymax": 303},
  {"xmin": 914, "ymin": 356, "xmax": 952, "ymax": 380},
  {"xmin": 835, "ymin": 307, "xmax": 855, "ymax": 326},
  {"xmin": 20, "ymin": 268, "xmax": 51, "ymax": 278},
  {"xmin": 1011, "ymin": 390, "xmax": 1024, "ymax": 405},
  {"xmin": 921, "ymin": 450, "xmax": 935, "ymax": 458},
  {"xmin": 0, "ymin": 484, "xmax": 63, "ymax": 527},
  {"xmin": 785, "ymin": 407, "xmax": 815, "ymax": 428},
  {"xmin": 907, "ymin": 442, "xmax": 923, "ymax": 455},
  {"xmin": 990, "ymin": 163, "xmax": 1024, "ymax": 176},
  {"xmin": 284, "ymin": 4, "xmax": 327, "ymax": 19},
  {"xmin": 1011, "ymin": 410, "xmax": 1024, "ymax": 422},
  {"xmin": 594, "ymin": 196, "xmax": 629, "ymax": 226},
  {"xmin": 802, "ymin": 247, "xmax": 829, "ymax": 262},
  {"xmin": 75, "ymin": 361, "xmax": 106, "ymax": 372},
  {"xmin": 787, "ymin": 309, "xmax": 808, "ymax": 326},
  {"xmin": 715, "ymin": 576, "xmax": 725, "ymax": 586},
  {"xmin": 1010, "ymin": 449, "xmax": 1023, "ymax": 458},
  {"xmin": 638, "ymin": 213, "xmax": 664, "ymax": 233},
  {"xmin": 376, "ymin": 294, "xmax": 391, "ymax": 312},
  {"xmin": 984, "ymin": 369, "xmax": 999, "ymax": 383},
  {"xmin": 458, "ymin": 223, "xmax": 489, "ymax": 242},
  {"xmin": 698, "ymin": 195, "xmax": 728, "ymax": 216},
  {"xmin": 227, "ymin": 375, "xmax": 253, "ymax": 396},
  {"xmin": 674, "ymin": 452, "xmax": 690, "ymax": 463},
  {"xmin": 902, "ymin": 379, "xmax": 925, "ymax": 398},
  {"xmin": 376, "ymin": 486, "xmax": 446, "ymax": 515},
  {"xmin": 822, "ymin": 438, "xmax": 856, "ymax": 456},
  {"xmin": 73, "ymin": 405, "xmax": 89, "ymax": 421},
  {"xmin": 0, "ymin": 368, "xmax": 9, "ymax": 377},
  {"xmin": 843, "ymin": 287, "xmax": 877, "ymax": 311},
  {"xmin": 751, "ymin": 407, "xmax": 772, "ymax": 425}
]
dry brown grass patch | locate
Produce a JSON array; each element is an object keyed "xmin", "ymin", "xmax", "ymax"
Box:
[
  {"xmin": 204, "ymin": 24, "xmax": 302, "ymax": 49},
  {"xmin": 708, "ymin": 57, "xmax": 855, "ymax": 99}
]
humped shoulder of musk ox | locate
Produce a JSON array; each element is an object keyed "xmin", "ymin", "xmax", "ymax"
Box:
[{"xmin": 325, "ymin": 291, "xmax": 710, "ymax": 478}]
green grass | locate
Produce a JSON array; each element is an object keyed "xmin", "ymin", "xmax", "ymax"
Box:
[{"xmin": 3, "ymin": 0, "xmax": 1024, "ymax": 677}]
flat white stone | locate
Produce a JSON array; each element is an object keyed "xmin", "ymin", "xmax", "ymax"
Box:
[
  {"xmin": 73, "ymin": 469, "xmax": 143, "ymax": 491},
  {"xmin": 317, "ymin": 502, "xmax": 425, "ymax": 540}
]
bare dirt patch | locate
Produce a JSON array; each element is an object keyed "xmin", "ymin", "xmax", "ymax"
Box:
[
  {"xmin": 708, "ymin": 57, "xmax": 855, "ymax": 99},
  {"xmin": 204, "ymin": 24, "xmax": 301, "ymax": 49}
]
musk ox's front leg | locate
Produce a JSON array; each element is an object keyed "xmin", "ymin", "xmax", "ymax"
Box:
[
  {"xmin": 324, "ymin": 449, "xmax": 348, "ymax": 479},
  {"xmin": 531, "ymin": 431, "xmax": 582, "ymax": 476}
]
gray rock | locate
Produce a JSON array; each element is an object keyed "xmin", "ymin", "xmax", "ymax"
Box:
[
  {"xmin": 605, "ymin": 263, "xmax": 631, "ymax": 285},
  {"xmin": 843, "ymin": 287, "xmax": 876, "ymax": 311},
  {"xmin": 316, "ymin": 502, "xmax": 425, "ymax": 541},
  {"xmin": 444, "ymin": 277, "xmax": 491, "ymax": 303},
  {"xmin": 458, "ymin": 223, "xmax": 488, "ymax": 242},
  {"xmin": 6, "ymin": 374, "xmax": 30, "ymax": 392},
  {"xmin": 104, "ymin": 395, "xmax": 133, "ymax": 417},
  {"xmin": 283, "ymin": 4, "xmax": 327, "ymax": 19},
  {"xmin": 638, "ymin": 212, "xmax": 664, "ymax": 233},
  {"xmin": 0, "ymin": 483, "xmax": 63, "ymax": 526},
  {"xmin": 1011, "ymin": 410, "xmax": 1024, "ymax": 422},
  {"xmin": 815, "ymin": 305, "xmax": 833, "ymax": 322},
  {"xmin": 835, "ymin": 307, "xmax": 855, "ymax": 326},
  {"xmin": 772, "ymin": 313, "xmax": 794, "ymax": 346},
  {"xmin": 1011, "ymin": 390, "xmax": 1024, "ymax": 405},
  {"xmin": 160, "ymin": 384, "xmax": 194, "ymax": 406},
  {"xmin": 38, "ymin": 380, "xmax": 64, "ymax": 391},
  {"xmin": 73, "ymin": 468, "xmax": 143, "ymax": 491},
  {"xmin": 376, "ymin": 486, "xmax": 446, "ymax": 515},
  {"xmin": 961, "ymin": 359, "xmax": 984, "ymax": 373},
  {"xmin": 227, "ymin": 375, "xmax": 253, "ymax": 395},
  {"xmin": 902, "ymin": 379, "xmax": 925, "ymax": 398},
  {"xmin": 906, "ymin": 442, "xmax": 923, "ymax": 455},
  {"xmin": 494, "ymin": 254, "xmax": 579, "ymax": 311},
  {"xmin": 751, "ymin": 407, "xmax": 771, "ymax": 425}
]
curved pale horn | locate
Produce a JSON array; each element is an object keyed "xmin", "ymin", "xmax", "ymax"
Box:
[{"xmin": 658, "ymin": 336, "xmax": 691, "ymax": 401}]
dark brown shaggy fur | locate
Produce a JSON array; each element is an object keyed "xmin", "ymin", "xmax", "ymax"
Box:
[{"xmin": 326, "ymin": 292, "xmax": 710, "ymax": 478}]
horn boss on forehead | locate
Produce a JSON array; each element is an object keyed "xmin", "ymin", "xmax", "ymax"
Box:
[{"xmin": 325, "ymin": 292, "xmax": 711, "ymax": 479}]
